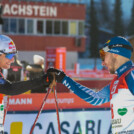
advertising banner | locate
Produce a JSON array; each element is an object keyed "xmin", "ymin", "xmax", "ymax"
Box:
[
  {"xmin": 46, "ymin": 47, "xmax": 66, "ymax": 72},
  {"xmin": 4, "ymin": 93, "xmax": 111, "ymax": 134},
  {"xmin": 5, "ymin": 110, "xmax": 111, "ymax": 134},
  {"xmin": 55, "ymin": 47, "xmax": 66, "ymax": 72},
  {"xmin": 6, "ymin": 93, "xmax": 110, "ymax": 111}
]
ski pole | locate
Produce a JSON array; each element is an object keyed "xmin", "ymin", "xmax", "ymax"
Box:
[
  {"xmin": 30, "ymin": 87, "xmax": 52, "ymax": 134},
  {"xmin": 53, "ymin": 86, "xmax": 61, "ymax": 134}
]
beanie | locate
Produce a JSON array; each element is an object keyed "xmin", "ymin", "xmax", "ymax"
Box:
[{"xmin": 104, "ymin": 36, "xmax": 133, "ymax": 59}]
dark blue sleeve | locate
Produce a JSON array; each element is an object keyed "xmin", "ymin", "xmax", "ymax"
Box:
[
  {"xmin": 125, "ymin": 70, "xmax": 134, "ymax": 95},
  {"xmin": 62, "ymin": 76, "xmax": 110, "ymax": 105}
]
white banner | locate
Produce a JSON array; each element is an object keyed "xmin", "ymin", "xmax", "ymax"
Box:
[{"xmin": 4, "ymin": 110, "xmax": 111, "ymax": 134}]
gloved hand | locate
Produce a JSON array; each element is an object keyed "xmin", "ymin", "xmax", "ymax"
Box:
[
  {"xmin": 43, "ymin": 73, "xmax": 53, "ymax": 86},
  {"xmin": 47, "ymin": 68, "xmax": 66, "ymax": 83}
]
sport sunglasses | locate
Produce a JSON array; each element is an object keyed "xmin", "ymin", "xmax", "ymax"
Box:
[
  {"xmin": 5, "ymin": 53, "xmax": 16, "ymax": 60},
  {"xmin": 99, "ymin": 44, "xmax": 133, "ymax": 61},
  {"xmin": 0, "ymin": 51, "xmax": 18, "ymax": 60}
]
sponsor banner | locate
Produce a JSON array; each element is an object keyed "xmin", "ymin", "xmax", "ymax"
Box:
[
  {"xmin": 4, "ymin": 110, "xmax": 111, "ymax": 134},
  {"xmin": 45, "ymin": 47, "xmax": 66, "ymax": 72},
  {"xmin": 7, "ymin": 93, "xmax": 110, "ymax": 111},
  {"xmin": 2, "ymin": 2, "xmax": 85, "ymax": 19},
  {"xmin": 55, "ymin": 47, "xmax": 66, "ymax": 72}
]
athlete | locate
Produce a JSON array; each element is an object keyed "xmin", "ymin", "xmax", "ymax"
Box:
[
  {"xmin": 47, "ymin": 36, "xmax": 134, "ymax": 134},
  {"xmin": 0, "ymin": 35, "xmax": 52, "ymax": 133}
]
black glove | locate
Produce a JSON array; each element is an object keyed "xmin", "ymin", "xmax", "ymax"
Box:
[
  {"xmin": 43, "ymin": 73, "xmax": 53, "ymax": 86},
  {"xmin": 47, "ymin": 68, "xmax": 66, "ymax": 83}
]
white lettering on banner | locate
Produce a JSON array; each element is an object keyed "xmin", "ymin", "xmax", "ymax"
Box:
[
  {"xmin": 57, "ymin": 49, "xmax": 66, "ymax": 53},
  {"xmin": 32, "ymin": 5, "xmax": 39, "ymax": 16},
  {"xmin": 27, "ymin": 5, "xmax": 32, "ymax": 16},
  {"xmin": 18, "ymin": 5, "xmax": 26, "ymax": 15},
  {"xmin": 3, "ymin": 4, "xmax": 57, "ymax": 17},
  {"xmin": 46, "ymin": 98, "xmax": 74, "ymax": 104},
  {"xmin": 3, "ymin": 4, "xmax": 10, "ymax": 15},
  {"xmin": 9, "ymin": 98, "xmax": 32, "ymax": 105},
  {"xmin": 11, "ymin": 4, "xmax": 18, "ymax": 15},
  {"xmin": 40, "ymin": 6, "xmax": 46, "ymax": 16},
  {"xmin": 59, "ymin": 54, "xmax": 63, "ymax": 70}
]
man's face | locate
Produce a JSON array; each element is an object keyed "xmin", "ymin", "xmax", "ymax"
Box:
[
  {"xmin": 0, "ymin": 54, "xmax": 14, "ymax": 69},
  {"xmin": 102, "ymin": 52, "xmax": 116, "ymax": 74}
]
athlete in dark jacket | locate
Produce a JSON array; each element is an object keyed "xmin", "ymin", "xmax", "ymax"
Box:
[{"xmin": 0, "ymin": 34, "xmax": 52, "ymax": 133}]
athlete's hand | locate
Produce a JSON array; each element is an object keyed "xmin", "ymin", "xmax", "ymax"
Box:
[
  {"xmin": 43, "ymin": 73, "xmax": 53, "ymax": 86},
  {"xmin": 47, "ymin": 68, "xmax": 66, "ymax": 83}
]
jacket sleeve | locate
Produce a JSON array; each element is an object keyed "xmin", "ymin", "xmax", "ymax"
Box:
[
  {"xmin": 0, "ymin": 74, "xmax": 50, "ymax": 95},
  {"xmin": 62, "ymin": 76, "xmax": 110, "ymax": 105}
]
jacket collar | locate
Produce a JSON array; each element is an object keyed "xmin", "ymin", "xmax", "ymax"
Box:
[{"xmin": 115, "ymin": 60, "xmax": 133, "ymax": 78}]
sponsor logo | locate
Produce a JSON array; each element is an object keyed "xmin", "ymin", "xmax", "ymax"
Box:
[
  {"xmin": 9, "ymin": 41, "xmax": 14, "ymax": 46},
  {"xmin": 112, "ymin": 118, "xmax": 122, "ymax": 129},
  {"xmin": 118, "ymin": 108, "xmax": 127, "ymax": 116},
  {"xmin": 112, "ymin": 118, "xmax": 121, "ymax": 125},
  {"xmin": 111, "ymin": 80, "xmax": 119, "ymax": 94},
  {"xmin": 0, "ymin": 105, "xmax": 4, "ymax": 111},
  {"xmin": 9, "ymin": 41, "xmax": 16, "ymax": 50},
  {"xmin": 110, "ymin": 49, "xmax": 119, "ymax": 53},
  {"xmin": 118, "ymin": 130, "xmax": 134, "ymax": 134},
  {"xmin": 119, "ymin": 66, "xmax": 127, "ymax": 73}
]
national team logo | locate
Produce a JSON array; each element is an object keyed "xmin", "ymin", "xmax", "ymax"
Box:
[{"xmin": 111, "ymin": 80, "xmax": 119, "ymax": 94}]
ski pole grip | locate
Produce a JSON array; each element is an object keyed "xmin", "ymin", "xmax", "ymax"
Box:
[{"xmin": 49, "ymin": 72, "xmax": 56, "ymax": 89}]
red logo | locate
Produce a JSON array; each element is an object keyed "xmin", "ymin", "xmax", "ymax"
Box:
[
  {"xmin": 111, "ymin": 80, "xmax": 119, "ymax": 94},
  {"xmin": 9, "ymin": 41, "xmax": 14, "ymax": 46},
  {"xmin": 9, "ymin": 41, "xmax": 15, "ymax": 50}
]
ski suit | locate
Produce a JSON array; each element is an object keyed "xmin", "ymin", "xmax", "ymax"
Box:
[{"xmin": 62, "ymin": 60, "xmax": 134, "ymax": 134}]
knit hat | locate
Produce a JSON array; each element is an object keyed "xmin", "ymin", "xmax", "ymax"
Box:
[{"xmin": 103, "ymin": 36, "xmax": 133, "ymax": 59}]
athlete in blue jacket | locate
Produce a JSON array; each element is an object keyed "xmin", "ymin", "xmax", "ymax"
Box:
[{"xmin": 47, "ymin": 36, "xmax": 134, "ymax": 134}]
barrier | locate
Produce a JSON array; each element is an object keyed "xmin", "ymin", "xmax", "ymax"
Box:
[{"xmin": 4, "ymin": 93, "xmax": 111, "ymax": 134}]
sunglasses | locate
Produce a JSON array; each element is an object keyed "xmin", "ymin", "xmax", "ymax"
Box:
[
  {"xmin": 99, "ymin": 49, "xmax": 105, "ymax": 61},
  {"xmin": 99, "ymin": 44, "xmax": 133, "ymax": 61},
  {"xmin": 5, "ymin": 53, "xmax": 16, "ymax": 60},
  {"xmin": 0, "ymin": 50, "xmax": 18, "ymax": 60}
]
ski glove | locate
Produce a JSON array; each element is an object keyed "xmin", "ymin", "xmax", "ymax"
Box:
[
  {"xmin": 47, "ymin": 68, "xmax": 66, "ymax": 83},
  {"xmin": 43, "ymin": 73, "xmax": 53, "ymax": 86}
]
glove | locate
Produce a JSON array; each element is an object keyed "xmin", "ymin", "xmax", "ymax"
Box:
[
  {"xmin": 47, "ymin": 68, "xmax": 66, "ymax": 83},
  {"xmin": 43, "ymin": 73, "xmax": 53, "ymax": 86}
]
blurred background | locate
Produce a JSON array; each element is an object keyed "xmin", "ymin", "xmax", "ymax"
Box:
[{"xmin": 0, "ymin": 0, "xmax": 134, "ymax": 133}]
